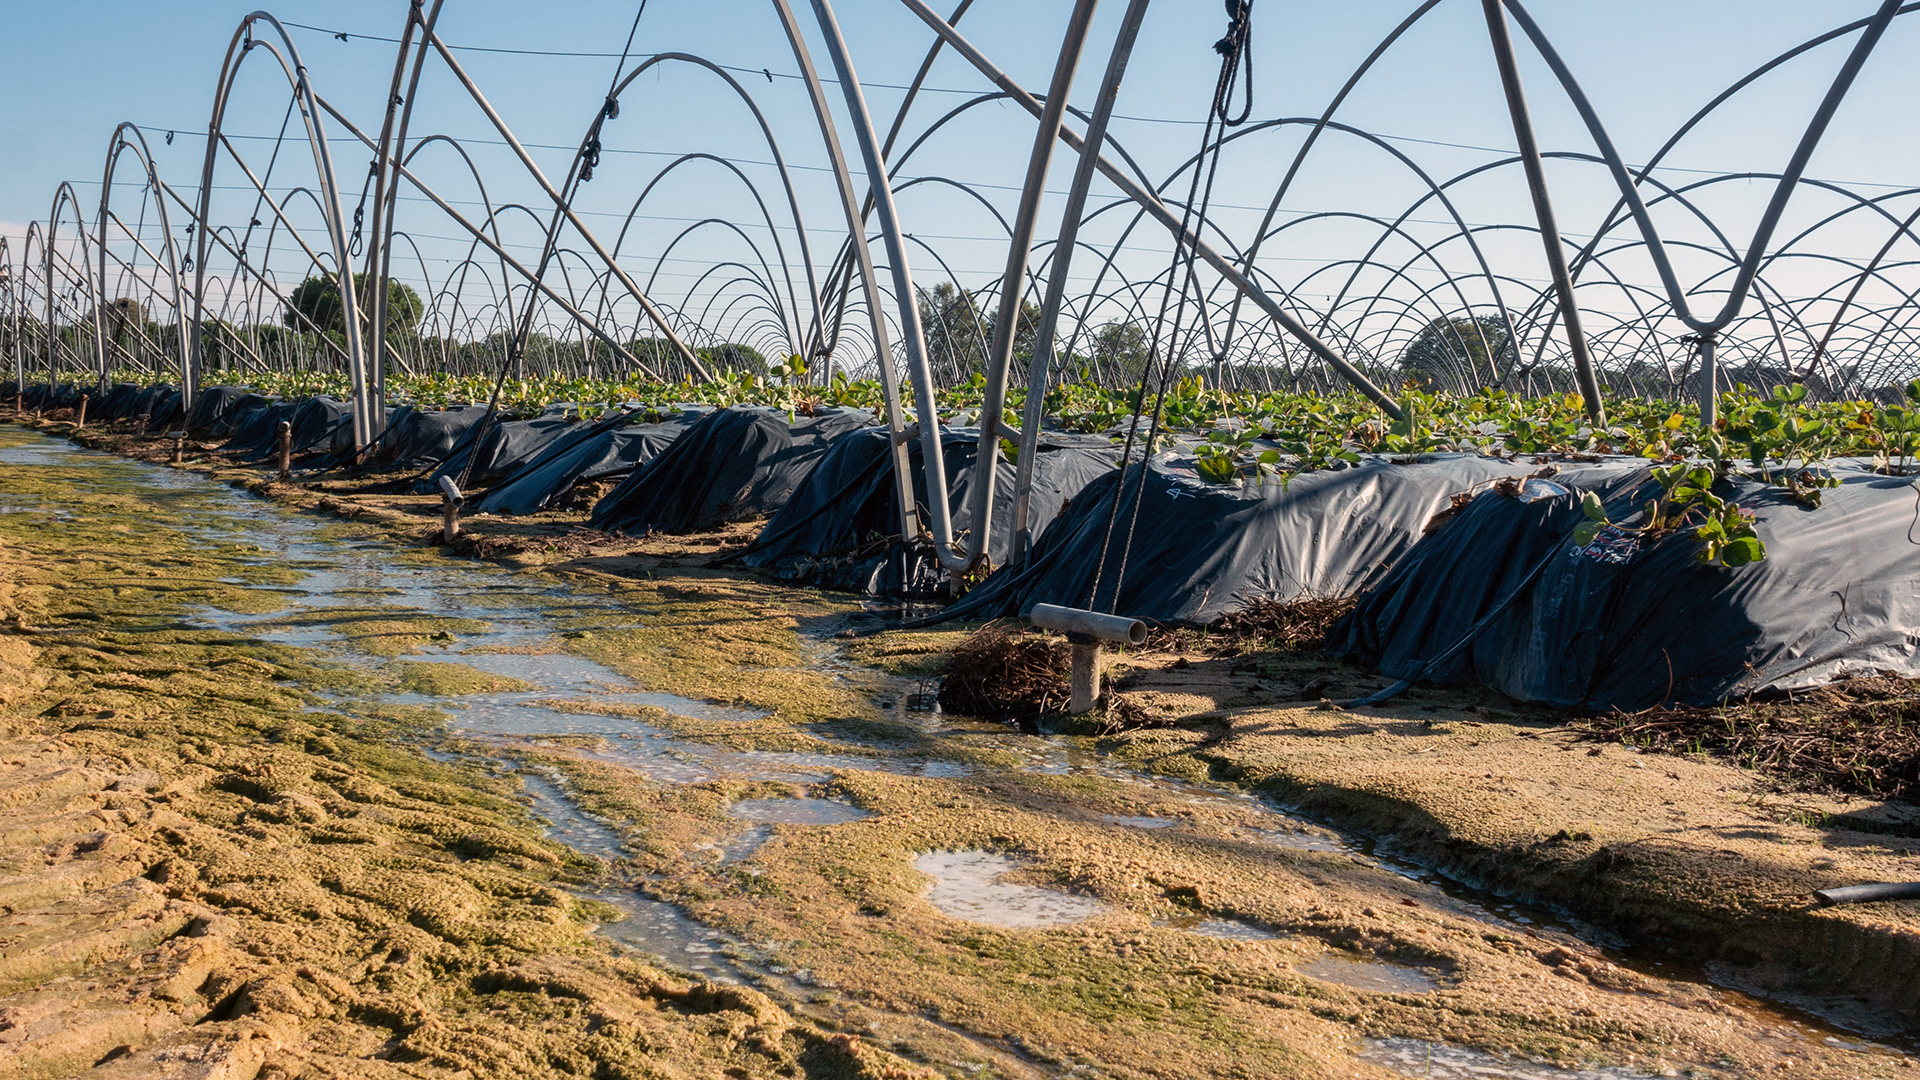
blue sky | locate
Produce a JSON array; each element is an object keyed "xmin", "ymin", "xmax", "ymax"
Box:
[{"xmin": 3, "ymin": 1, "xmax": 1915, "ymax": 365}]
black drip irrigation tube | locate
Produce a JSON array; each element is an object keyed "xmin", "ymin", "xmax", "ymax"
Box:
[
  {"xmin": 1813, "ymin": 881, "xmax": 1920, "ymax": 906},
  {"xmin": 1343, "ymin": 536, "xmax": 1564, "ymax": 708}
]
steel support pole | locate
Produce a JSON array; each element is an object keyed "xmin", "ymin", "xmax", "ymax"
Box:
[
  {"xmin": 1011, "ymin": 0, "xmax": 1151, "ymax": 564},
  {"xmin": 97, "ymin": 126, "xmax": 192, "ymax": 410},
  {"xmin": 2, "ymin": 239, "xmax": 18, "ymax": 393},
  {"xmin": 768, "ymin": 0, "xmax": 920, "ymax": 544},
  {"xmin": 1480, "ymin": 0, "xmax": 1604, "ymax": 426},
  {"xmin": 894, "ymin": 0, "xmax": 1404, "ymax": 420},
  {"xmin": 48, "ymin": 184, "xmax": 105, "ymax": 396},
  {"xmin": 1696, "ymin": 333, "xmax": 1719, "ymax": 427},
  {"xmin": 189, "ymin": 16, "xmax": 372, "ymax": 448},
  {"xmin": 964, "ymin": 0, "xmax": 1101, "ymax": 574},
  {"xmin": 359, "ymin": 0, "xmax": 445, "ymax": 450},
  {"xmin": 809, "ymin": 0, "xmax": 967, "ymax": 571}
]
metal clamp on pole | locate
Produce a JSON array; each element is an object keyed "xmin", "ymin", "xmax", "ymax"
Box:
[
  {"xmin": 437, "ymin": 475, "xmax": 464, "ymax": 545},
  {"xmin": 275, "ymin": 420, "xmax": 292, "ymax": 481},
  {"xmin": 1029, "ymin": 603, "xmax": 1147, "ymax": 714}
]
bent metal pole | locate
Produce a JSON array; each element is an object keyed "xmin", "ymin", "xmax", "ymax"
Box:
[
  {"xmin": 768, "ymin": 0, "xmax": 920, "ymax": 546},
  {"xmin": 893, "ymin": 0, "xmax": 1405, "ymax": 422},
  {"xmin": 963, "ymin": 0, "xmax": 1102, "ymax": 576},
  {"xmin": 188, "ymin": 14, "xmax": 373, "ymax": 449},
  {"xmin": 95, "ymin": 125, "xmax": 191, "ymax": 410},
  {"xmin": 1480, "ymin": 0, "xmax": 1605, "ymax": 426},
  {"xmin": 1496, "ymin": 0, "xmax": 1905, "ymax": 424},
  {"xmin": 1012, "ymin": 0, "xmax": 1151, "ymax": 565},
  {"xmin": 808, "ymin": 0, "xmax": 970, "ymax": 573}
]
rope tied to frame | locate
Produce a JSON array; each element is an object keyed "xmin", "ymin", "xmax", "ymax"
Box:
[
  {"xmin": 1213, "ymin": 0, "xmax": 1255, "ymax": 127},
  {"xmin": 1083, "ymin": 0, "xmax": 1257, "ymax": 615},
  {"xmin": 579, "ymin": 96, "xmax": 621, "ymax": 182}
]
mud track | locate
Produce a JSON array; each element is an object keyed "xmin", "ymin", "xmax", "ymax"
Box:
[{"xmin": 2, "ymin": 414, "xmax": 1917, "ymax": 1079}]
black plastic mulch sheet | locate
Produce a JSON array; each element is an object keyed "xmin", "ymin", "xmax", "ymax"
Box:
[
  {"xmin": 732, "ymin": 427, "xmax": 1119, "ymax": 595},
  {"xmin": 12, "ymin": 381, "xmax": 178, "ymax": 428},
  {"xmin": 220, "ymin": 399, "xmax": 297, "ymax": 456},
  {"xmin": 367, "ymin": 405, "xmax": 490, "ymax": 471},
  {"xmin": 588, "ymin": 405, "xmax": 874, "ymax": 535},
  {"xmin": 96, "ymin": 382, "xmax": 143, "ymax": 421},
  {"xmin": 186, "ymin": 386, "xmax": 256, "ymax": 434},
  {"xmin": 475, "ymin": 410, "xmax": 705, "ymax": 516},
  {"xmin": 16, "ymin": 383, "xmax": 82, "ymax": 412},
  {"xmin": 210, "ymin": 394, "xmax": 279, "ymax": 442},
  {"xmin": 221, "ymin": 397, "xmax": 353, "ymax": 461},
  {"xmin": 130, "ymin": 384, "xmax": 183, "ymax": 431},
  {"xmin": 421, "ymin": 409, "xmax": 590, "ymax": 491},
  {"xmin": 940, "ymin": 452, "xmax": 1526, "ymax": 626},
  {"xmin": 1331, "ymin": 460, "xmax": 1920, "ymax": 710}
]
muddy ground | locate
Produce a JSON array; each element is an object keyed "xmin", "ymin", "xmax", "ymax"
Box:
[{"xmin": 4, "ymin": 412, "xmax": 1920, "ymax": 1079}]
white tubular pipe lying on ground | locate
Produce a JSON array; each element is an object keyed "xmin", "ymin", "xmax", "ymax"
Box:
[{"xmin": 1030, "ymin": 603, "xmax": 1146, "ymax": 645}]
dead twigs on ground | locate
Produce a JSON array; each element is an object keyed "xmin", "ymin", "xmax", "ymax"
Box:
[{"xmin": 1582, "ymin": 676, "xmax": 1920, "ymax": 801}]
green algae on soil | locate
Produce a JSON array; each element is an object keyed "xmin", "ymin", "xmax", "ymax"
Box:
[
  {"xmin": 0, "ymin": 426, "xmax": 930, "ymax": 1080},
  {"xmin": 7, "ymin": 419, "xmax": 1916, "ymax": 1079}
]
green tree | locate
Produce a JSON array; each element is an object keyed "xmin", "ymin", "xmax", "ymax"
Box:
[
  {"xmin": 285, "ymin": 273, "xmax": 424, "ymax": 337},
  {"xmin": 698, "ymin": 342, "xmax": 767, "ymax": 374},
  {"xmin": 1400, "ymin": 314, "xmax": 1512, "ymax": 391},
  {"xmin": 918, "ymin": 282, "xmax": 1045, "ymax": 380},
  {"xmin": 919, "ymin": 282, "xmax": 988, "ymax": 379},
  {"xmin": 1089, "ymin": 320, "xmax": 1153, "ymax": 383}
]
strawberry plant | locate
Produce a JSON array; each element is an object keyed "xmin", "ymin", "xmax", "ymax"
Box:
[{"xmin": 1572, "ymin": 463, "xmax": 1765, "ymax": 568}]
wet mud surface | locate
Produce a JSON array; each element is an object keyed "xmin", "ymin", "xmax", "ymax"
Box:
[{"xmin": 4, "ymin": 421, "xmax": 1919, "ymax": 1078}]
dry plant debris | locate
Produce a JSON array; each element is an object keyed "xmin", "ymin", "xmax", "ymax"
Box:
[
  {"xmin": 936, "ymin": 624, "xmax": 1069, "ymax": 724},
  {"xmin": 1582, "ymin": 675, "xmax": 1920, "ymax": 801},
  {"xmin": 1144, "ymin": 595, "xmax": 1358, "ymax": 656}
]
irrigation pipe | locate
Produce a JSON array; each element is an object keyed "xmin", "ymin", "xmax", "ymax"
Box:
[
  {"xmin": 1343, "ymin": 528, "xmax": 1566, "ymax": 709},
  {"xmin": 1813, "ymin": 882, "xmax": 1920, "ymax": 906}
]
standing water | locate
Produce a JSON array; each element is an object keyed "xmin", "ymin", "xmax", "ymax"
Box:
[{"xmin": 5, "ymin": 429, "xmax": 1912, "ymax": 1079}]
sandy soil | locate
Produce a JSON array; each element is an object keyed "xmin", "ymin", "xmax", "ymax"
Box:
[{"xmin": 4, "ymin": 412, "xmax": 1919, "ymax": 1079}]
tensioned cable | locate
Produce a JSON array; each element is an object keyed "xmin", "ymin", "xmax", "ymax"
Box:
[
  {"xmin": 1084, "ymin": 0, "xmax": 1254, "ymax": 616},
  {"xmin": 455, "ymin": 2, "xmax": 651, "ymax": 493}
]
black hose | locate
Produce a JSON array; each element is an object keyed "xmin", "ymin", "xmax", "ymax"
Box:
[
  {"xmin": 1343, "ymin": 531, "xmax": 1564, "ymax": 708},
  {"xmin": 1813, "ymin": 881, "xmax": 1920, "ymax": 906}
]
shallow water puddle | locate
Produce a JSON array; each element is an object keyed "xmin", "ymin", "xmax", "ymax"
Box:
[
  {"xmin": 727, "ymin": 797, "xmax": 871, "ymax": 824},
  {"xmin": 16, "ymin": 430, "xmax": 1919, "ymax": 1071},
  {"xmin": 584, "ymin": 888, "xmax": 750, "ymax": 985},
  {"xmin": 1104, "ymin": 814, "xmax": 1182, "ymax": 829},
  {"xmin": 519, "ymin": 770, "xmax": 626, "ymax": 861},
  {"xmin": 1300, "ymin": 952, "xmax": 1440, "ymax": 994},
  {"xmin": 515, "ymin": 765, "xmax": 751, "ymax": 983},
  {"xmin": 916, "ymin": 850, "xmax": 1106, "ymax": 928},
  {"xmin": 1360, "ymin": 1037, "xmax": 1661, "ymax": 1079},
  {"xmin": 0, "ymin": 439, "xmax": 78, "ymax": 465},
  {"xmin": 575, "ymin": 738, "xmax": 969, "ymax": 786}
]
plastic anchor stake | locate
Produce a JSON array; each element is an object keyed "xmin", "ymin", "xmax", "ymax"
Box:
[
  {"xmin": 1068, "ymin": 634, "xmax": 1102, "ymax": 714},
  {"xmin": 438, "ymin": 475, "xmax": 465, "ymax": 546}
]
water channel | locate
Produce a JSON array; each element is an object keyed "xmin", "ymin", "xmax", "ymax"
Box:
[{"xmin": 3, "ymin": 431, "xmax": 1911, "ymax": 1079}]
